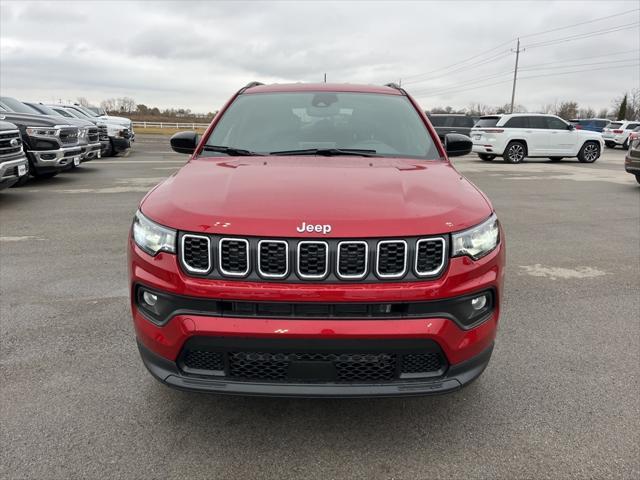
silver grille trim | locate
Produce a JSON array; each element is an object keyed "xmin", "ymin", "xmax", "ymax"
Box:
[
  {"xmin": 375, "ymin": 240, "xmax": 408, "ymax": 279},
  {"xmin": 336, "ymin": 241, "xmax": 369, "ymax": 280},
  {"xmin": 414, "ymin": 237, "xmax": 446, "ymax": 277},
  {"xmin": 218, "ymin": 238, "xmax": 250, "ymax": 277},
  {"xmin": 296, "ymin": 241, "xmax": 329, "ymax": 280},
  {"xmin": 181, "ymin": 234, "xmax": 211, "ymax": 274},
  {"xmin": 257, "ymin": 240, "xmax": 289, "ymax": 279}
]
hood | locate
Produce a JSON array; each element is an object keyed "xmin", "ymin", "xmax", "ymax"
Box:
[
  {"xmin": 99, "ymin": 115, "xmax": 131, "ymax": 127},
  {"xmin": 0, "ymin": 120, "xmax": 18, "ymax": 130},
  {"xmin": 0, "ymin": 112, "xmax": 86, "ymax": 128},
  {"xmin": 141, "ymin": 156, "xmax": 492, "ymax": 238}
]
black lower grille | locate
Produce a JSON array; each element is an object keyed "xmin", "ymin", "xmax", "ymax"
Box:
[
  {"xmin": 179, "ymin": 339, "xmax": 448, "ymax": 383},
  {"xmin": 182, "ymin": 350, "xmax": 224, "ymax": 372}
]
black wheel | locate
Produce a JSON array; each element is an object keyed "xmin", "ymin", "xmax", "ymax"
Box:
[
  {"xmin": 12, "ymin": 174, "xmax": 30, "ymax": 187},
  {"xmin": 504, "ymin": 141, "xmax": 526, "ymax": 163},
  {"xmin": 549, "ymin": 157, "xmax": 563, "ymax": 162},
  {"xmin": 478, "ymin": 154, "xmax": 496, "ymax": 161},
  {"xmin": 605, "ymin": 141, "xmax": 616, "ymax": 149},
  {"xmin": 636, "ymin": 174, "xmax": 640, "ymax": 184},
  {"xmin": 578, "ymin": 141, "xmax": 600, "ymax": 163},
  {"xmin": 622, "ymin": 138, "xmax": 629, "ymax": 150}
]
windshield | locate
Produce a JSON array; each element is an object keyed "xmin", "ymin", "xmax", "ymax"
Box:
[
  {"xmin": 25, "ymin": 103, "xmax": 60, "ymax": 116},
  {"xmin": 0, "ymin": 96, "xmax": 40, "ymax": 114},
  {"xmin": 205, "ymin": 92, "xmax": 440, "ymax": 159},
  {"xmin": 76, "ymin": 105, "xmax": 99, "ymax": 117}
]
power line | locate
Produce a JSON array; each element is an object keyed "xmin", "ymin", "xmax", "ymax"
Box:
[
  {"xmin": 520, "ymin": 57, "xmax": 640, "ymax": 72},
  {"xmin": 399, "ymin": 9, "xmax": 640, "ymax": 84},
  {"xmin": 410, "ymin": 62, "xmax": 639, "ymax": 98},
  {"xmin": 519, "ymin": 49, "xmax": 639, "ymax": 69},
  {"xmin": 519, "ymin": 7, "xmax": 639, "ymax": 39},
  {"xmin": 526, "ymin": 22, "xmax": 639, "ymax": 49}
]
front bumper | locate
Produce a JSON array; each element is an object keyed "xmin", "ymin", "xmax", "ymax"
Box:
[
  {"xmin": 625, "ymin": 152, "xmax": 640, "ymax": 174},
  {"xmin": 0, "ymin": 155, "xmax": 28, "ymax": 189},
  {"xmin": 129, "ymin": 233, "xmax": 505, "ymax": 396},
  {"xmin": 27, "ymin": 146, "xmax": 83, "ymax": 170},
  {"xmin": 82, "ymin": 142, "xmax": 102, "ymax": 162},
  {"xmin": 111, "ymin": 137, "xmax": 131, "ymax": 153},
  {"xmin": 138, "ymin": 339, "xmax": 494, "ymax": 397}
]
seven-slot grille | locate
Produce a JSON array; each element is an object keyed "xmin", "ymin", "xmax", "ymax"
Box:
[
  {"xmin": 180, "ymin": 235, "xmax": 448, "ymax": 282},
  {"xmin": 0, "ymin": 130, "xmax": 22, "ymax": 157}
]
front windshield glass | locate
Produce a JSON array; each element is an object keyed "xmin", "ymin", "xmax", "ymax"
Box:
[
  {"xmin": 76, "ymin": 105, "xmax": 99, "ymax": 117},
  {"xmin": 205, "ymin": 92, "xmax": 440, "ymax": 159}
]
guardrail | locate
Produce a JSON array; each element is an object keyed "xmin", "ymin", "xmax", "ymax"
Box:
[{"xmin": 132, "ymin": 121, "xmax": 210, "ymax": 129}]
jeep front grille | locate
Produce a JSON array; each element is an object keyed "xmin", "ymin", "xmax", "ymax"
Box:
[
  {"xmin": 0, "ymin": 130, "xmax": 23, "ymax": 157},
  {"xmin": 180, "ymin": 234, "xmax": 448, "ymax": 283}
]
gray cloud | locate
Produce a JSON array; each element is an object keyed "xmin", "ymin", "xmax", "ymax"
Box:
[{"xmin": 1, "ymin": 0, "xmax": 638, "ymax": 112}]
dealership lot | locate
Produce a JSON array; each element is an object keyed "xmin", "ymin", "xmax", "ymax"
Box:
[{"xmin": 1, "ymin": 136, "xmax": 638, "ymax": 479}]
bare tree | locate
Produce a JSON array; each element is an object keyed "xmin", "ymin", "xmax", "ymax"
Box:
[
  {"xmin": 467, "ymin": 103, "xmax": 492, "ymax": 116},
  {"xmin": 100, "ymin": 98, "xmax": 116, "ymax": 112},
  {"xmin": 577, "ymin": 107, "xmax": 595, "ymax": 119},
  {"xmin": 76, "ymin": 97, "xmax": 90, "ymax": 107},
  {"xmin": 597, "ymin": 108, "xmax": 609, "ymax": 118},
  {"xmin": 556, "ymin": 101, "xmax": 579, "ymax": 120}
]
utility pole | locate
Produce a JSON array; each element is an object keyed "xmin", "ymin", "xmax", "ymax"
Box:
[
  {"xmin": 323, "ymin": 73, "xmax": 327, "ymax": 83},
  {"xmin": 510, "ymin": 38, "xmax": 522, "ymax": 114}
]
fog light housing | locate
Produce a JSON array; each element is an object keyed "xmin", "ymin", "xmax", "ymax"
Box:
[
  {"xmin": 142, "ymin": 291, "xmax": 158, "ymax": 306},
  {"xmin": 471, "ymin": 295, "xmax": 487, "ymax": 311}
]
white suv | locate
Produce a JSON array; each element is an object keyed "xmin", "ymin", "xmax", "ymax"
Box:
[
  {"xmin": 602, "ymin": 120, "xmax": 640, "ymax": 149},
  {"xmin": 470, "ymin": 113, "xmax": 604, "ymax": 163}
]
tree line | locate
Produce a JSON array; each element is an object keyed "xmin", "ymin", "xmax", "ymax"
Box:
[{"xmin": 427, "ymin": 88, "xmax": 640, "ymax": 121}]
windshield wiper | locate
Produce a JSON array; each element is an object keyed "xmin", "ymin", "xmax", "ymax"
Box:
[
  {"xmin": 202, "ymin": 145, "xmax": 264, "ymax": 156},
  {"xmin": 269, "ymin": 148, "xmax": 378, "ymax": 157}
]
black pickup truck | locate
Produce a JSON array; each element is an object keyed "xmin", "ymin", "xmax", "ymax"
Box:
[
  {"xmin": 0, "ymin": 110, "xmax": 82, "ymax": 181},
  {"xmin": 0, "ymin": 96, "xmax": 104, "ymax": 162},
  {"xmin": 0, "ymin": 120, "xmax": 29, "ymax": 190}
]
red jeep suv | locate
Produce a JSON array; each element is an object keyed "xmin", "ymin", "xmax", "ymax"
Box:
[{"xmin": 129, "ymin": 82, "xmax": 505, "ymax": 397}]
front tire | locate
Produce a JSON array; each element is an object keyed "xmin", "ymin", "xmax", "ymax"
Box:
[
  {"xmin": 549, "ymin": 157, "xmax": 563, "ymax": 162},
  {"xmin": 578, "ymin": 141, "xmax": 600, "ymax": 163},
  {"xmin": 605, "ymin": 141, "xmax": 616, "ymax": 149},
  {"xmin": 622, "ymin": 138, "xmax": 630, "ymax": 150},
  {"xmin": 636, "ymin": 174, "xmax": 640, "ymax": 184},
  {"xmin": 32, "ymin": 170, "xmax": 58, "ymax": 179},
  {"xmin": 478, "ymin": 154, "xmax": 496, "ymax": 161},
  {"xmin": 504, "ymin": 141, "xmax": 526, "ymax": 163}
]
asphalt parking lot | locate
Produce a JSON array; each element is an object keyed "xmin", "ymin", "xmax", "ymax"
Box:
[{"xmin": 1, "ymin": 135, "xmax": 638, "ymax": 479}]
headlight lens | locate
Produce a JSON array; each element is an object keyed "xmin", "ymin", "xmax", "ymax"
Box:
[
  {"xmin": 132, "ymin": 210, "xmax": 176, "ymax": 256},
  {"xmin": 26, "ymin": 127, "xmax": 59, "ymax": 137},
  {"xmin": 452, "ymin": 214, "xmax": 499, "ymax": 260}
]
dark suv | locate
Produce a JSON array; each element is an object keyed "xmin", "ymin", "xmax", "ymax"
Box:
[{"xmin": 427, "ymin": 114, "xmax": 476, "ymax": 141}]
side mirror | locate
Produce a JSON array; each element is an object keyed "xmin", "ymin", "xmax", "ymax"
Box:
[
  {"xmin": 444, "ymin": 133, "xmax": 472, "ymax": 157},
  {"xmin": 567, "ymin": 124, "xmax": 575, "ymax": 130},
  {"xmin": 170, "ymin": 131, "xmax": 199, "ymax": 154}
]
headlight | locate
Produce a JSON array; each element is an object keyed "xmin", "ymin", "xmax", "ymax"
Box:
[
  {"xmin": 106, "ymin": 125, "xmax": 123, "ymax": 136},
  {"xmin": 132, "ymin": 210, "xmax": 176, "ymax": 256},
  {"xmin": 26, "ymin": 127, "xmax": 59, "ymax": 137},
  {"xmin": 452, "ymin": 213, "xmax": 499, "ymax": 260}
]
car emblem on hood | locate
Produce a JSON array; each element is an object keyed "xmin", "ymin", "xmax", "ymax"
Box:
[
  {"xmin": 9, "ymin": 138, "xmax": 20, "ymax": 147},
  {"xmin": 296, "ymin": 222, "xmax": 332, "ymax": 235}
]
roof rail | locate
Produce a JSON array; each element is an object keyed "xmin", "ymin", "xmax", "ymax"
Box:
[
  {"xmin": 239, "ymin": 81, "xmax": 264, "ymax": 93},
  {"xmin": 383, "ymin": 82, "xmax": 406, "ymax": 94}
]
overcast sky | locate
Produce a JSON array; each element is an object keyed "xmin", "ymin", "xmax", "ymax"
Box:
[{"xmin": 1, "ymin": 0, "xmax": 638, "ymax": 113}]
